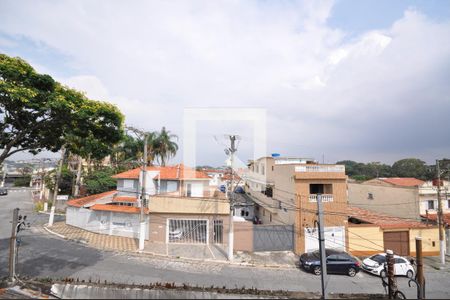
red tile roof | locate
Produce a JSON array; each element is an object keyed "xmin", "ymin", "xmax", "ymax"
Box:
[
  {"xmin": 379, "ymin": 177, "xmax": 425, "ymax": 187},
  {"xmin": 67, "ymin": 190, "xmax": 117, "ymax": 207},
  {"xmin": 113, "ymin": 196, "xmax": 137, "ymax": 203},
  {"xmin": 112, "ymin": 164, "xmax": 210, "ymax": 180},
  {"xmin": 90, "ymin": 204, "xmax": 148, "ymax": 214},
  {"xmin": 348, "ymin": 206, "xmax": 428, "ymax": 229},
  {"xmin": 421, "ymin": 213, "xmax": 450, "ymax": 225}
]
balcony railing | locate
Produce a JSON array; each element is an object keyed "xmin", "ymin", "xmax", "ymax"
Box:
[
  {"xmin": 295, "ymin": 165, "xmax": 345, "ymax": 173},
  {"xmin": 308, "ymin": 194, "xmax": 334, "ymax": 202}
]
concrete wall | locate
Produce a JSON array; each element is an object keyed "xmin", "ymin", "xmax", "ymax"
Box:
[
  {"xmin": 234, "ymin": 221, "xmax": 254, "ymax": 252},
  {"xmin": 148, "ymin": 213, "xmax": 229, "ymax": 244},
  {"xmin": 348, "ymin": 182, "xmax": 420, "ymax": 220},
  {"xmin": 67, "ymin": 206, "xmax": 147, "ymax": 239},
  {"xmin": 409, "ymin": 227, "xmax": 441, "ymax": 256},
  {"xmin": 348, "ymin": 225, "xmax": 384, "ymax": 256},
  {"xmin": 149, "ymin": 196, "xmax": 230, "ymax": 214}
]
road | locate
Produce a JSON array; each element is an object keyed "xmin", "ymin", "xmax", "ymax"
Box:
[{"xmin": 1, "ymin": 190, "xmax": 450, "ymax": 298}]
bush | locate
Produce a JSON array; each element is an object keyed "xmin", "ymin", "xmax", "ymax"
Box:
[
  {"xmin": 14, "ymin": 175, "xmax": 31, "ymax": 187},
  {"xmin": 34, "ymin": 201, "xmax": 52, "ymax": 212}
]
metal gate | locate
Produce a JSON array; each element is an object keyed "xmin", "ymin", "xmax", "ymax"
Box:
[
  {"xmin": 213, "ymin": 220, "xmax": 223, "ymax": 244},
  {"xmin": 253, "ymin": 225, "xmax": 294, "ymax": 251},
  {"xmin": 168, "ymin": 219, "xmax": 208, "ymax": 244}
]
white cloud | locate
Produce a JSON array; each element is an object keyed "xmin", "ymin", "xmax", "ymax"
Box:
[{"xmin": 1, "ymin": 2, "xmax": 449, "ymax": 165}]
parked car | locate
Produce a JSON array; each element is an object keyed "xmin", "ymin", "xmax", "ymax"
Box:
[
  {"xmin": 299, "ymin": 249, "xmax": 361, "ymax": 277},
  {"xmin": 235, "ymin": 186, "xmax": 244, "ymax": 193},
  {"xmin": 219, "ymin": 185, "xmax": 226, "ymax": 193},
  {"xmin": 169, "ymin": 228, "xmax": 183, "ymax": 240},
  {"xmin": 362, "ymin": 253, "xmax": 415, "ymax": 278},
  {"xmin": 0, "ymin": 188, "xmax": 7, "ymax": 196}
]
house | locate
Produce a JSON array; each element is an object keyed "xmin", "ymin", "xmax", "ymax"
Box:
[
  {"xmin": 418, "ymin": 180, "xmax": 450, "ymax": 216},
  {"xmin": 349, "ymin": 177, "xmax": 450, "ymax": 221},
  {"xmin": 244, "ymin": 156, "xmax": 348, "ymax": 255},
  {"xmin": 348, "ymin": 179, "xmax": 421, "ymax": 220},
  {"xmin": 347, "ymin": 206, "xmax": 440, "ymax": 257},
  {"xmin": 112, "ymin": 164, "xmax": 214, "ymax": 198},
  {"xmin": 66, "ymin": 164, "xmax": 230, "ymax": 246}
]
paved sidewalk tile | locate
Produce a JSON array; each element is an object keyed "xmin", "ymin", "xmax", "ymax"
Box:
[{"xmin": 48, "ymin": 222, "xmax": 138, "ymax": 252}]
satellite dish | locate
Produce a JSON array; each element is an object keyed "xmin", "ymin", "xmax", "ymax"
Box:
[{"xmin": 225, "ymin": 149, "xmax": 230, "ymax": 155}]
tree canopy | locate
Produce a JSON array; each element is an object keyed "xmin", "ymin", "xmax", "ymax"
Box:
[
  {"xmin": 337, "ymin": 158, "xmax": 436, "ymax": 181},
  {"xmin": 0, "ymin": 54, "xmax": 124, "ymax": 165}
]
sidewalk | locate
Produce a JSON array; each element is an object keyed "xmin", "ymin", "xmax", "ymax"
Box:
[
  {"xmin": 44, "ymin": 222, "xmax": 298, "ymax": 269},
  {"xmin": 423, "ymin": 255, "xmax": 450, "ymax": 272}
]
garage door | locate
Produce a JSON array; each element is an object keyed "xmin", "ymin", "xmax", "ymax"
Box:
[
  {"xmin": 305, "ymin": 226, "xmax": 345, "ymax": 252},
  {"xmin": 383, "ymin": 231, "xmax": 409, "ymax": 256},
  {"xmin": 168, "ymin": 219, "xmax": 208, "ymax": 244}
]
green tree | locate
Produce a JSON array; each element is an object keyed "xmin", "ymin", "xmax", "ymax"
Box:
[
  {"xmin": 0, "ymin": 54, "xmax": 124, "ymax": 166},
  {"xmin": 84, "ymin": 167, "xmax": 117, "ymax": 194},
  {"xmin": 391, "ymin": 158, "xmax": 427, "ymax": 179},
  {"xmin": 44, "ymin": 165, "xmax": 75, "ymax": 195},
  {"xmin": 155, "ymin": 126, "xmax": 178, "ymax": 166}
]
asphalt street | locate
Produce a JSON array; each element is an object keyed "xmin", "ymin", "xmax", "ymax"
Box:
[{"xmin": 1, "ymin": 190, "xmax": 450, "ymax": 298}]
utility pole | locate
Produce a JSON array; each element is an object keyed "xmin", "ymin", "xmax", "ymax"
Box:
[
  {"xmin": 73, "ymin": 155, "xmax": 83, "ymax": 197},
  {"xmin": 49, "ymin": 146, "xmax": 66, "ymax": 227},
  {"xmin": 316, "ymin": 193, "xmax": 328, "ymax": 300},
  {"xmin": 436, "ymin": 159, "xmax": 445, "ymax": 266},
  {"xmin": 386, "ymin": 249, "xmax": 396, "ymax": 299},
  {"xmin": 9, "ymin": 208, "xmax": 19, "ymax": 282},
  {"xmin": 226, "ymin": 135, "xmax": 238, "ymax": 261},
  {"xmin": 416, "ymin": 237, "xmax": 425, "ymax": 299},
  {"xmin": 139, "ymin": 133, "xmax": 148, "ymax": 251},
  {"xmin": 1, "ymin": 163, "xmax": 7, "ymax": 187}
]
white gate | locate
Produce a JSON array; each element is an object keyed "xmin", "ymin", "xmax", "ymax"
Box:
[
  {"xmin": 167, "ymin": 219, "xmax": 208, "ymax": 244},
  {"xmin": 304, "ymin": 226, "xmax": 345, "ymax": 252}
]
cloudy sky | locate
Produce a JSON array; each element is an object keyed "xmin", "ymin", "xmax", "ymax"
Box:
[{"xmin": 1, "ymin": 0, "xmax": 449, "ymax": 166}]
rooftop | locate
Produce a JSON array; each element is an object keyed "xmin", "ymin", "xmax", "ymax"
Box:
[
  {"xmin": 90, "ymin": 204, "xmax": 148, "ymax": 214},
  {"xmin": 348, "ymin": 206, "xmax": 429, "ymax": 229},
  {"xmin": 112, "ymin": 164, "xmax": 210, "ymax": 180},
  {"xmin": 67, "ymin": 190, "xmax": 117, "ymax": 208},
  {"xmin": 378, "ymin": 177, "xmax": 425, "ymax": 187}
]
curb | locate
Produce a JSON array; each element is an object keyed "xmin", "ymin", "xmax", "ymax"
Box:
[
  {"xmin": 136, "ymin": 250, "xmax": 296, "ymax": 270},
  {"xmin": 43, "ymin": 226, "xmax": 66, "ymax": 239}
]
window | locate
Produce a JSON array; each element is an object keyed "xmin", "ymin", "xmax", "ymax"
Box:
[
  {"xmin": 309, "ymin": 184, "xmax": 333, "ymax": 194},
  {"xmin": 263, "ymin": 209, "xmax": 265, "ymax": 217},
  {"xmin": 368, "ymin": 193, "xmax": 374, "ymax": 200},
  {"xmin": 261, "ymin": 165, "xmax": 265, "ymax": 175},
  {"xmin": 428, "ymin": 200, "xmax": 435, "ymax": 210},
  {"xmin": 448, "ymin": 200, "xmax": 450, "ymax": 209},
  {"xmin": 255, "ymin": 165, "xmax": 259, "ymax": 173},
  {"xmin": 278, "ymin": 200, "xmax": 282, "ymax": 209},
  {"xmin": 123, "ymin": 180, "xmax": 135, "ymax": 189},
  {"xmin": 269, "ymin": 213, "xmax": 272, "ymax": 222},
  {"xmin": 272, "ymin": 166, "xmax": 274, "ymax": 171}
]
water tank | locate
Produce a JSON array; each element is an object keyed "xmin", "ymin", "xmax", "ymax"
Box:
[{"xmin": 271, "ymin": 153, "xmax": 280, "ymax": 157}]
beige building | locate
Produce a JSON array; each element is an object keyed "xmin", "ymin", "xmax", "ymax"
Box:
[
  {"xmin": 349, "ymin": 177, "xmax": 450, "ymax": 221},
  {"xmin": 348, "ymin": 180, "xmax": 421, "ymax": 220},
  {"xmin": 245, "ymin": 156, "xmax": 348, "ymax": 255}
]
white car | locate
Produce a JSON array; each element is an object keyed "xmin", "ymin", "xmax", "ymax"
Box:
[{"xmin": 362, "ymin": 253, "xmax": 415, "ymax": 278}]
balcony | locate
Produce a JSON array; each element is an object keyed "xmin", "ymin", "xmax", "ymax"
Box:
[
  {"xmin": 308, "ymin": 194, "xmax": 334, "ymax": 203},
  {"xmin": 295, "ymin": 165, "xmax": 345, "ymax": 173}
]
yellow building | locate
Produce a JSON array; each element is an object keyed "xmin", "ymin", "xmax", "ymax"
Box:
[{"xmin": 348, "ymin": 206, "xmax": 440, "ymax": 257}]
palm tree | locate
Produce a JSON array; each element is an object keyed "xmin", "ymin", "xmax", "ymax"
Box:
[{"xmin": 155, "ymin": 127, "xmax": 178, "ymax": 166}]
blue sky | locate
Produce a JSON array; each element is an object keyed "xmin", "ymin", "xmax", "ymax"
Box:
[{"xmin": 1, "ymin": 0, "xmax": 450, "ymax": 166}]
